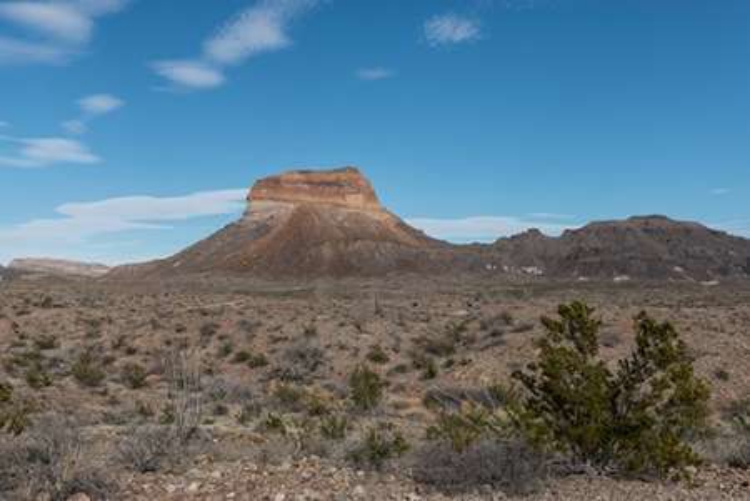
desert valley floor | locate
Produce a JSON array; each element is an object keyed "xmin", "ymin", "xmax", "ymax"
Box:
[{"xmin": 3, "ymin": 274, "xmax": 750, "ymax": 500}]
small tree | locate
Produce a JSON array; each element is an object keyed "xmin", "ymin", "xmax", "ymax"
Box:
[{"xmin": 511, "ymin": 301, "xmax": 710, "ymax": 477}]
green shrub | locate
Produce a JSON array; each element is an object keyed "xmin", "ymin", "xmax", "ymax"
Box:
[
  {"xmin": 71, "ymin": 351, "xmax": 106, "ymax": 387},
  {"xmin": 427, "ymin": 404, "xmax": 491, "ymax": 453},
  {"xmin": 25, "ymin": 364, "xmax": 52, "ymax": 390},
  {"xmin": 274, "ymin": 384, "xmax": 307, "ymax": 412},
  {"xmin": 217, "ymin": 342, "xmax": 234, "ymax": 358},
  {"xmin": 247, "ymin": 353, "xmax": 269, "ymax": 368},
  {"xmin": 366, "ymin": 345, "xmax": 390, "ymax": 365},
  {"xmin": 0, "ymin": 382, "xmax": 33, "ymax": 435},
  {"xmin": 349, "ymin": 424, "xmax": 409, "ymax": 469},
  {"xmin": 320, "ymin": 415, "xmax": 348, "ymax": 440},
  {"xmin": 231, "ymin": 350, "xmax": 252, "ymax": 364},
  {"xmin": 33, "ymin": 334, "xmax": 58, "ymax": 351},
  {"xmin": 349, "ymin": 365, "xmax": 384, "ymax": 411},
  {"xmin": 121, "ymin": 362, "xmax": 148, "ymax": 389},
  {"xmin": 510, "ymin": 301, "xmax": 710, "ymax": 478}
]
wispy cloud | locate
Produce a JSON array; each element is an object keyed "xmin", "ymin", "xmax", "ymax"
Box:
[
  {"xmin": 0, "ymin": 121, "xmax": 9, "ymax": 128},
  {"xmin": 0, "ymin": 136, "xmax": 100, "ymax": 168},
  {"xmin": 62, "ymin": 93, "xmax": 124, "ymax": 135},
  {"xmin": 79, "ymin": 93, "xmax": 124, "ymax": 114},
  {"xmin": 152, "ymin": 60, "xmax": 226, "ymax": 90},
  {"xmin": 711, "ymin": 188, "xmax": 730, "ymax": 196},
  {"xmin": 424, "ymin": 13, "xmax": 481, "ymax": 47},
  {"xmin": 0, "ymin": 189, "xmax": 247, "ymax": 264},
  {"xmin": 407, "ymin": 215, "xmax": 576, "ymax": 243},
  {"xmin": 152, "ymin": 0, "xmax": 321, "ymax": 91},
  {"xmin": 0, "ymin": 0, "xmax": 129, "ymax": 65},
  {"xmin": 0, "ymin": 36, "xmax": 69, "ymax": 64},
  {"xmin": 356, "ymin": 67, "xmax": 395, "ymax": 81}
]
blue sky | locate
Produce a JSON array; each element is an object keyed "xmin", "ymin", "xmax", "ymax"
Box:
[{"xmin": 1, "ymin": 0, "xmax": 749, "ymax": 265}]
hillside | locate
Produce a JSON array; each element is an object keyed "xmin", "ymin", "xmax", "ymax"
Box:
[
  {"xmin": 110, "ymin": 167, "xmax": 469, "ymax": 279},
  {"xmin": 492, "ymin": 216, "xmax": 750, "ymax": 281}
]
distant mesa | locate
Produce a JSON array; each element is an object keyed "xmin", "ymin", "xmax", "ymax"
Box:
[
  {"xmin": 107, "ymin": 167, "xmax": 750, "ymax": 282},
  {"xmin": 9, "ymin": 258, "xmax": 111, "ymax": 278},
  {"xmin": 110, "ymin": 167, "xmax": 460, "ymax": 279}
]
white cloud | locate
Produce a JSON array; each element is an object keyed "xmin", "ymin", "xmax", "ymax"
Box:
[
  {"xmin": 0, "ymin": 36, "xmax": 70, "ymax": 64},
  {"xmin": 407, "ymin": 215, "xmax": 576, "ymax": 243},
  {"xmin": 61, "ymin": 93, "xmax": 124, "ymax": 135},
  {"xmin": 79, "ymin": 93, "xmax": 124, "ymax": 115},
  {"xmin": 0, "ymin": 0, "xmax": 129, "ymax": 65},
  {"xmin": 424, "ymin": 13, "xmax": 481, "ymax": 47},
  {"xmin": 0, "ymin": 2, "xmax": 92, "ymax": 43},
  {"xmin": 356, "ymin": 67, "xmax": 395, "ymax": 81},
  {"xmin": 152, "ymin": 60, "xmax": 226, "ymax": 90},
  {"xmin": 0, "ymin": 121, "xmax": 9, "ymax": 128},
  {"xmin": 0, "ymin": 136, "xmax": 99, "ymax": 168},
  {"xmin": 153, "ymin": 0, "xmax": 321, "ymax": 90},
  {"xmin": 711, "ymin": 188, "xmax": 730, "ymax": 196},
  {"xmin": 0, "ymin": 189, "xmax": 247, "ymax": 264}
]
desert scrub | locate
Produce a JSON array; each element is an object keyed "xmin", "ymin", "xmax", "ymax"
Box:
[
  {"xmin": 366, "ymin": 345, "xmax": 390, "ymax": 364},
  {"xmin": 25, "ymin": 363, "xmax": 52, "ymax": 390},
  {"xmin": 510, "ymin": 301, "xmax": 710, "ymax": 478},
  {"xmin": 121, "ymin": 362, "xmax": 148, "ymax": 389},
  {"xmin": 348, "ymin": 365, "xmax": 385, "ymax": 411},
  {"xmin": 412, "ymin": 438, "xmax": 548, "ymax": 496},
  {"xmin": 349, "ymin": 423, "xmax": 409, "ymax": 469},
  {"xmin": 427, "ymin": 403, "xmax": 492, "ymax": 453},
  {"xmin": 1, "ymin": 382, "xmax": 33, "ymax": 435},
  {"xmin": 320, "ymin": 415, "xmax": 349, "ymax": 440},
  {"xmin": 71, "ymin": 351, "xmax": 106, "ymax": 387},
  {"xmin": 231, "ymin": 350, "xmax": 252, "ymax": 364},
  {"xmin": 247, "ymin": 352, "xmax": 269, "ymax": 368},
  {"xmin": 117, "ymin": 425, "xmax": 173, "ymax": 473},
  {"xmin": 33, "ymin": 334, "xmax": 58, "ymax": 351},
  {"xmin": 1, "ymin": 415, "xmax": 115, "ymax": 500}
]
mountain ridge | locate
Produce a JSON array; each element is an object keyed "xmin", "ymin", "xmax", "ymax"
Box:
[{"xmin": 107, "ymin": 167, "xmax": 750, "ymax": 282}]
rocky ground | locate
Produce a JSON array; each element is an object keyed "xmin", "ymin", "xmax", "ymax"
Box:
[{"xmin": 3, "ymin": 274, "xmax": 750, "ymax": 500}]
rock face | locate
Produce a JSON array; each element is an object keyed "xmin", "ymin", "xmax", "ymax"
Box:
[
  {"xmin": 492, "ymin": 216, "xmax": 750, "ymax": 280},
  {"xmin": 111, "ymin": 167, "xmax": 463, "ymax": 278},
  {"xmin": 8, "ymin": 258, "xmax": 111, "ymax": 278},
  {"xmin": 249, "ymin": 167, "xmax": 382, "ymax": 211}
]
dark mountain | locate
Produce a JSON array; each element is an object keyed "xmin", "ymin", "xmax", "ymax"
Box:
[{"xmin": 492, "ymin": 216, "xmax": 750, "ymax": 280}]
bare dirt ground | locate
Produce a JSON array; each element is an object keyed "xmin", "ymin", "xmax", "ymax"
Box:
[{"xmin": 3, "ymin": 274, "xmax": 750, "ymax": 500}]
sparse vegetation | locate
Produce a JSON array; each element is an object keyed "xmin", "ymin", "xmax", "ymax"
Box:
[
  {"xmin": 349, "ymin": 365, "xmax": 385, "ymax": 411},
  {"xmin": 349, "ymin": 424, "xmax": 409, "ymax": 469},
  {"xmin": 320, "ymin": 414, "xmax": 349, "ymax": 440},
  {"xmin": 1, "ymin": 274, "xmax": 748, "ymax": 499},
  {"xmin": 413, "ymin": 438, "xmax": 548, "ymax": 495},
  {"xmin": 71, "ymin": 351, "xmax": 106, "ymax": 387},
  {"xmin": 121, "ymin": 362, "xmax": 148, "ymax": 389},
  {"xmin": 1, "ymin": 415, "xmax": 114, "ymax": 500},
  {"xmin": 117, "ymin": 425, "xmax": 173, "ymax": 473},
  {"xmin": 0, "ymin": 382, "xmax": 33, "ymax": 435}
]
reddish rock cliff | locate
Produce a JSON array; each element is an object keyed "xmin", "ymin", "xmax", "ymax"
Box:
[{"xmin": 249, "ymin": 167, "xmax": 381, "ymax": 211}]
